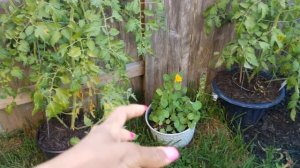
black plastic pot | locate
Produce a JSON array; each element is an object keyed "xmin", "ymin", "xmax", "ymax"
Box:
[
  {"xmin": 212, "ymin": 70, "xmax": 286, "ymax": 126},
  {"xmin": 36, "ymin": 122, "xmax": 64, "ymax": 159}
]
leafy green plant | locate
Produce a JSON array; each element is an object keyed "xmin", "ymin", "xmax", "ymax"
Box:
[
  {"xmin": 204, "ymin": 0, "xmax": 300, "ymax": 120},
  {"xmin": 100, "ymin": 82, "xmax": 136, "ymax": 119},
  {"xmin": 0, "ymin": 0, "xmax": 164, "ymax": 129},
  {"xmin": 149, "ymin": 73, "xmax": 202, "ymax": 133}
]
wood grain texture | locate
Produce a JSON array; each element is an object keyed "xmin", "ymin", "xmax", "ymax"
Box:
[
  {"xmin": 0, "ymin": 103, "xmax": 44, "ymax": 132},
  {"xmin": 145, "ymin": 0, "xmax": 218, "ymax": 104},
  {"xmin": 205, "ymin": 23, "xmax": 235, "ymax": 92}
]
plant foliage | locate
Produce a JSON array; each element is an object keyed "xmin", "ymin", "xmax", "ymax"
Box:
[
  {"xmin": 150, "ymin": 73, "xmax": 202, "ymax": 133},
  {"xmin": 0, "ymin": 0, "xmax": 164, "ymax": 129},
  {"xmin": 204, "ymin": 0, "xmax": 300, "ymax": 120}
]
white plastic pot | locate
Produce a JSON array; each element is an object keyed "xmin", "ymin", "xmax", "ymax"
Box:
[{"xmin": 145, "ymin": 105, "xmax": 195, "ymax": 147}]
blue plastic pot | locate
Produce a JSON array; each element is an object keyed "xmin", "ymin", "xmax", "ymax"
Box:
[{"xmin": 212, "ymin": 70, "xmax": 286, "ymax": 126}]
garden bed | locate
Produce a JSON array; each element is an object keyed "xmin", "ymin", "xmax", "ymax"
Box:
[{"xmin": 243, "ymin": 95, "xmax": 300, "ymax": 166}]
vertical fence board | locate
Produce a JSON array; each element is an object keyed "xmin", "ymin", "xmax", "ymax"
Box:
[
  {"xmin": 205, "ymin": 24, "xmax": 235, "ymax": 92},
  {"xmin": 145, "ymin": 0, "xmax": 218, "ymax": 103}
]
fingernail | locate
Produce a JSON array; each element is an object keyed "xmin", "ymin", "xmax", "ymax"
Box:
[
  {"xmin": 161, "ymin": 147, "xmax": 180, "ymax": 163},
  {"xmin": 130, "ymin": 132, "xmax": 136, "ymax": 140},
  {"xmin": 143, "ymin": 105, "xmax": 148, "ymax": 111}
]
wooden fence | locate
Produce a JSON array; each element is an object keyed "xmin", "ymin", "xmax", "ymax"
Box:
[{"xmin": 0, "ymin": 0, "xmax": 234, "ymax": 132}]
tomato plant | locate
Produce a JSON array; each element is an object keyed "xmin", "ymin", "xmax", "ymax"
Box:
[
  {"xmin": 0, "ymin": 0, "xmax": 164, "ymax": 129},
  {"xmin": 205, "ymin": 0, "xmax": 300, "ymax": 120}
]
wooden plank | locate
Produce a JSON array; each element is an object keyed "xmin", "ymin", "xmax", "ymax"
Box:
[
  {"xmin": 145, "ymin": 0, "xmax": 217, "ymax": 104},
  {"xmin": 0, "ymin": 61, "xmax": 145, "ymax": 110},
  {"xmin": 205, "ymin": 23, "xmax": 235, "ymax": 92},
  {"xmin": 0, "ymin": 104, "xmax": 44, "ymax": 132}
]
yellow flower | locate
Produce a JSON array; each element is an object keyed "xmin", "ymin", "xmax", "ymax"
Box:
[{"xmin": 175, "ymin": 74, "xmax": 182, "ymax": 83}]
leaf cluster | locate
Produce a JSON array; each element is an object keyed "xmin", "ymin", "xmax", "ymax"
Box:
[
  {"xmin": 204, "ymin": 0, "xmax": 300, "ymax": 120},
  {"xmin": 0, "ymin": 0, "xmax": 164, "ymax": 128},
  {"xmin": 150, "ymin": 73, "xmax": 202, "ymax": 133}
]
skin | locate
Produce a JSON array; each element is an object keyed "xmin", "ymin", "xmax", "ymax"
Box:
[{"xmin": 36, "ymin": 104, "xmax": 180, "ymax": 168}]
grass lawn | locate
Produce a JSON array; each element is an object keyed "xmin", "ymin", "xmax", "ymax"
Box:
[{"xmin": 0, "ymin": 97, "xmax": 288, "ymax": 168}]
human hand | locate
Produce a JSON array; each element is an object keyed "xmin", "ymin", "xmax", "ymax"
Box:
[{"xmin": 37, "ymin": 104, "xmax": 180, "ymax": 168}]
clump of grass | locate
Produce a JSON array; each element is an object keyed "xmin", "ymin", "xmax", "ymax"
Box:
[{"xmin": 0, "ymin": 131, "xmax": 46, "ymax": 168}]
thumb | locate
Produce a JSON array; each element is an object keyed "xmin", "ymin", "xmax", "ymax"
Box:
[{"xmin": 128, "ymin": 145, "xmax": 180, "ymax": 167}]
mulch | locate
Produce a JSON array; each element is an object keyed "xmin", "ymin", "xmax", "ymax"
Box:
[{"xmin": 243, "ymin": 93, "xmax": 300, "ymax": 166}]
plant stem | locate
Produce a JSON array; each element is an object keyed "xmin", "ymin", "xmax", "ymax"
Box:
[
  {"xmin": 56, "ymin": 116, "xmax": 68, "ymax": 129},
  {"xmin": 70, "ymin": 55, "xmax": 77, "ymax": 130},
  {"xmin": 239, "ymin": 66, "xmax": 243, "ymax": 83},
  {"xmin": 70, "ymin": 92, "xmax": 77, "ymax": 130}
]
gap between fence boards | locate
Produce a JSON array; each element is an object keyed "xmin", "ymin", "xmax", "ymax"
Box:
[{"xmin": 0, "ymin": 61, "xmax": 145, "ymax": 110}]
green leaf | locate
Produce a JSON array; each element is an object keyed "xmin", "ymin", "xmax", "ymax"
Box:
[
  {"xmin": 109, "ymin": 28, "xmax": 120, "ymax": 36},
  {"xmin": 271, "ymin": 29, "xmax": 285, "ymax": 48},
  {"xmin": 160, "ymin": 99, "xmax": 168, "ymax": 108},
  {"xmin": 79, "ymin": 20, "xmax": 85, "ymax": 28},
  {"xmin": 166, "ymin": 125, "xmax": 173, "ymax": 132},
  {"xmin": 244, "ymin": 16, "xmax": 255, "ymax": 32},
  {"xmin": 86, "ymin": 40, "xmax": 95, "ymax": 51},
  {"xmin": 70, "ymin": 137, "xmax": 80, "ymax": 146},
  {"xmin": 68, "ymin": 47, "xmax": 81, "ymax": 58},
  {"xmin": 279, "ymin": 0, "xmax": 286, "ymax": 9},
  {"xmin": 17, "ymin": 40, "xmax": 30, "ymax": 53},
  {"xmin": 126, "ymin": 19, "xmax": 138, "ymax": 32},
  {"xmin": 258, "ymin": 2, "xmax": 268, "ymax": 21},
  {"xmin": 293, "ymin": 62, "xmax": 300, "ymax": 72},
  {"xmin": 60, "ymin": 75, "xmax": 71, "ymax": 84},
  {"xmin": 112, "ymin": 11, "xmax": 123, "ymax": 21},
  {"xmin": 34, "ymin": 25, "xmax": 50, "ymax": 41},
  {"xmin": 53, "ymin": 88, "xmax": 70, "ymax": 109},
  {"xmin": 11, "ymin": 67, "xmax": 23, "ymax": 79},
  {"xmin": 245, "ymin": 47, "xmax": 258, "ymax": 66},
  {"xmin": 174, "ymin": 83, "xmax": 181, "ymax": 90},
  {"xmin": 161, "ymin": 109, "xmax": 170, "ymax": 118},
  {"xmin": 259, "ymin": 41, "xmax": 270, "ymax": 51},
  {"xmin": 187, "ymin": 113, "xmax": 194, "ymax": 120},
  {"xmin": 25, "ymin": 26, "xmax": 34, "ymax": 36},
  {"xmin": 84, "ymin": 115, "xmax": 93, "ymax": 126},
  {"xmin": 159, "ymin": 128, "xmax": 166, "ymax": 133},
  {"xmin": 188, "ymin": 121, "xmax": 196, "ymax": 129},
  {"xmin": 291, "ymin": 108, "xmax": 296, "ymax": 121},
  {"xmin": 32, "ymin": 91, "xmax": 44, "ymax": 115},
  {"xmin": 192, "ymin": 101, "xmax": 202, "ymax": 111},
  {"xmin": 46, "ymin": 101, "xmax": 62, "ymax": 119},
  {"xmin": 61, "ymin": 29, "xmax": 72, "ymax": 40},
  {"xmin": 163, "ymin": 74, "xmax": 170, "ymax": 81},
  {"xmin": 156, "ymin": 89, "xmax": 163, "ymax": 96},
  {"xmin": 50, "ymin": 31, "xmax": 61, "ymax": 46}
]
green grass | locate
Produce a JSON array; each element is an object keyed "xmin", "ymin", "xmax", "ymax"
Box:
[
  {"xmin": 0, "ymin": 131, "xmax": 46, "ymax": 168},
  {"xmin": 0, "ymin": 97, "xmax": 288, "ymax": 167}
]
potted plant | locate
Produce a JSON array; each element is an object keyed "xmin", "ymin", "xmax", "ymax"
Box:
[
  {"xmin": 145, "ymin": 73, "xmax": 202, "ymax": 147},
  {"xmin": 204, "ymin": 0, "xmax": 300, "ymax": 126},
  {"xmin": 0, "ymin": 0, "xmax": 164, "ymax": 157}
]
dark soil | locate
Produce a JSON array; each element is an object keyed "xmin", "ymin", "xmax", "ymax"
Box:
[
  {"xmin": 243, "ymin": 95, "xmax": 300, "ymax": 166},
  {"xmin": 214, "ymin": 70, "xmax": 282, "ymax": 103},
  {"xmin": 37, "ymin": 114, "xmax": 89, "ymax": 152}
]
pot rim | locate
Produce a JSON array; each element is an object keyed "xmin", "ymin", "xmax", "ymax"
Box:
[
  {"xmin": 212, "ymin": 70, "xmax": 286, "ymax": 109},
  {"xmin": 145, "ymin": 104, "xmax": 195, "ymax": 136},
  {"xmin": 36, "ymin": 121, "xmax": 66, "ymax": 154}
]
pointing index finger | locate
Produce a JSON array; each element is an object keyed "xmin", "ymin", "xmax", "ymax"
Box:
[{"xmin": 104, "ymin": 104, "xmax": 147, "ymax": 128}]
